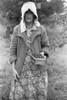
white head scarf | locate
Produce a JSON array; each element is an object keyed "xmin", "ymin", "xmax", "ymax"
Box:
[{"xmin": 20, "ymin": 1, "xmax": 40, "ymax": 33}]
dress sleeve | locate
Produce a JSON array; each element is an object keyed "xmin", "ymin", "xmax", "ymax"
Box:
[
  {"xmin": 9, "ymin": 26, "xmax": 18, "ymax": 63},
  {"xmin": 41, "ymin": 25, "xmax": 50, "ymax": 57}
]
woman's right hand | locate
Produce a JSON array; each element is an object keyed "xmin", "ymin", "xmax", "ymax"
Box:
[{"xmin": 12, "ymin": 62, "xmax": 20, "ymax": 80}]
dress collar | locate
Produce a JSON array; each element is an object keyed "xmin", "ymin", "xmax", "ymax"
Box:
[{"xmin": 26, "ymin": 24, "xmax": 37, "ymax": 31}]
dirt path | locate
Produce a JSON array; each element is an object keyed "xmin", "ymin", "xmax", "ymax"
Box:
[
  {"xmin": 0, "ymin": 24, "xmax": 10, "ymax": 68},
  {"xmin": 0, "ymin": 24, "xmax": 12, "ymax": 98}
]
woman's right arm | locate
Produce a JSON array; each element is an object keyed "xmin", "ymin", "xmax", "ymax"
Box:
[
  {"xmin": 9, "ymin": 26, "xmax": 20, "ymax": 78},
  {"xmin": 9, "ymin": 26, "xmax": 18, "ymax": 64}
]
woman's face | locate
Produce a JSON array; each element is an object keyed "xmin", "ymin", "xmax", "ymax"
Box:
[{"xmin": 24, "ymin": 10, "xmax": 34, "ymax": 23}]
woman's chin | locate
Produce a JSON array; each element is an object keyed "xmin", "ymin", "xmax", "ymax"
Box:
[{"xmin": 25, "ymin": 20, "xmax": 33, "ymax": 23}]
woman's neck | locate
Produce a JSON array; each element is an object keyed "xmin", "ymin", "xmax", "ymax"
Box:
[{"xmin": 26, "ymin": 22, "xmax": 33, "ymax": 29}]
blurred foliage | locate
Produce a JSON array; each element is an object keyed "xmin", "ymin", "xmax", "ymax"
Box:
[
  {"xmin": 1, "ymin": 0, "xmax": 65, "ymax": 24},
  {"xmin": 44, "ymin": 12, "xmax": 67, "ymax": 50}
]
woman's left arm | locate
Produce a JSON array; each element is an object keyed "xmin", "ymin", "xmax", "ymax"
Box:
[{"xmin": 41, "ymin": 25, "xmax": 50, "ymax": 58}]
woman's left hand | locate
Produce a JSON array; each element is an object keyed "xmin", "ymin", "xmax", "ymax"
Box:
[{"xmin": 40, "ymin": 52, "xmax": 46, "ymax": 58}]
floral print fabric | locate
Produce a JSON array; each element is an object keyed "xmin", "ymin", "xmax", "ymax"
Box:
[{"xmin": 10, "ymin": 63, "xmax": 48, "ymax": 100}]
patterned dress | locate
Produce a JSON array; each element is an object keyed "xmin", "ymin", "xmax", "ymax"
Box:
[{"xmin": 9, "ymin": 29, "xmax": 48, "ymax": 100}]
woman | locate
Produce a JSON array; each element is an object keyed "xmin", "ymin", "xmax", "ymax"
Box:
[{"xmin": 9, "ymin": 1, "xmax": 50, "ymax": 100}]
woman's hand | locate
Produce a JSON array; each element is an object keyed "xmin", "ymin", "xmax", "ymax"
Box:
[
  {"xmin": 40, "ymin": 51, "xmax": 49, "ymax": 58},
  {"xmin": 40, "ymin": 52, "xmax": 46, "ymax": 59},
  {"xmin": 12, "ymin": 62, "xmax": 20, "ymax": 80}
]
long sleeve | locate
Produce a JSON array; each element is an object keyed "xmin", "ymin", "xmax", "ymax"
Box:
[
  {"xmin": 9, "ymin": 26, "xmax": 18, "ymax": 63},
  {"xmin": 41, "ymin": 25, "xmax": 50, "ymax": 57}
]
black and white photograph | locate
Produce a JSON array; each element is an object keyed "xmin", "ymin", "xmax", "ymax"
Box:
[{"xmin": 0, "ymin": 0, "xmax": 67, "ymax": 100}]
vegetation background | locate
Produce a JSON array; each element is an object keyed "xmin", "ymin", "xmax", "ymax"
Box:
[{"xmin": 0, "ymin": 0, "xmax": 67, "ymax": 100}]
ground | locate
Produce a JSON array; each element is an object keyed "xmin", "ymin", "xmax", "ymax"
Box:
[{"xmin": 0, "ymin": 24, "xmax": 67, "ymax": 100}]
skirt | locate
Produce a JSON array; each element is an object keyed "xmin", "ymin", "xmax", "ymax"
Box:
[{"xmin": 9, "ymin": 58, "xmax": 48, "ymax": 100}]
